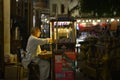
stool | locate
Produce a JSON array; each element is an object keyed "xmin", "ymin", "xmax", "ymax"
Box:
[{"xmin": 28, "ymin": 62, "xmax": 40, "ymax": 80}]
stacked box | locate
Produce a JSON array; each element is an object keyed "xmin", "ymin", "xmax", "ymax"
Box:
[{"xmin": 5, "ymin": 65, "xmax": 24, "ymax": 80}]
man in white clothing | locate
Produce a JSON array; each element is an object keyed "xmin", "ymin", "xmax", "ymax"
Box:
[{"xmin": 22, "ymin": 27, "xmax": 52, "ymax": 80}]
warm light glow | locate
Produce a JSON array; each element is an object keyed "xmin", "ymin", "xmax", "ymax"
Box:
[
  {"xmin": 77, "ymin": 20, "xmax": 81, "ymax": 23},
  {"xmin": 33, "ymin": 15, "xmax": 35, "ymax": 27},
  {"xmin": 97, "ymin": 19, "xmax": 101, "ymax": 22},
  {"xmin": 54, "ymin": 21, "xmax": 71, "ymax": 26},
  {"xmin": 16, "ymin": 0, "xmax": 19, "ymax": 2},
  {"xmin": 45, "ymin": 18, "xmax": 47, "ymax": 22},
  {"xmin": 117, "ymin": 19, "xmax": 119, "ymax": 22},
  {"xmin": 47, "ymin": 20, "xmax": 49, "ymax": 23},
  {"xmin": 82, "ymin": 20, "xmax": 85, "ymax": 23},
  {"xmin": 93, "ymin": 20, "xmax": 95, "ymax": 22},
  {"xmin": 111, "ymin": 18, "xmax": 115, "ymax": 22},
  {"xmin": 86, "ymin": 20, "xmax": 88, "ymax": 22},
  {"xmin": 80, "ymin": 23, "xmax": 86, "ymax": 27},
  {"xmin": 92, "ymin": 22, "xmax": 97, "ymax": 26},
  {"xmin": 107, "ymin": 19, "xmax": 109, "ymax": 22},
  {"xmin": 89, "ymin": 19, "xmax": 91, "ymax": 22}
]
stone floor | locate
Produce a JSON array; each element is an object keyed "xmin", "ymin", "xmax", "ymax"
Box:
[
  {"xmin": 21, "ymin": 72, "xmax": 91, "ymax": 80},
  {"xmin": 1, "ymin": 72, "xmax": 92, "ymax": 80},
  {"xmin": 1, "ymin": 68, "xmax": 120, "ymax": 80}
]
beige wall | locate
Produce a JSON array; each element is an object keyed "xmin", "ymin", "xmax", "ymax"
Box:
[
  {"xmin": 50, "ymin": 0, "xmax": 69, "ymax": 16},
  {"xmin": 3, "ymin": 0, "xmax": 10, "ymax": 55}
]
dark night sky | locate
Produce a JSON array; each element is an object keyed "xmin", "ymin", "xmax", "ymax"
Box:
[{"xmin": 81, "ymin": 0, "xmax": 120, "ymax": 14}]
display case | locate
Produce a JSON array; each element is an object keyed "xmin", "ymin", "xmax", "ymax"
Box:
[
  {"xmin": 52, "ymin": 21, "xmax": 75, "ymax": 42},
  {"xmin": 50, "ymin": 18, "xmax": 76, "ymax": 51},
  {"xmin": 40, "ymin": 14, "xmax": 50, "ymax": 38}
]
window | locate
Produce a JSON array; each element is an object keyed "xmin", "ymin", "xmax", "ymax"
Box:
[
  {"xmin": 52, "ymin": 4, "xmax": 57, "ymax": 13},
  {"xmin": 61, "ymin": 4, "xmax": 64, "ymax": 13}
]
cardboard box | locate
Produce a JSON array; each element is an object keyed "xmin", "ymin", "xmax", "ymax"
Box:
[
  {"xmin": 5, "ymin": 65, "xmax": 25, "ymax": 80},
  {"xmin": 5, "ymin": 65, "xmax": 18, "ymax": 80}
]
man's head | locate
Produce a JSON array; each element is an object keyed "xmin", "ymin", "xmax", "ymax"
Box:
[{"xmin": 31, "ymin": 27, "xmax": 41, "ymax": 37}]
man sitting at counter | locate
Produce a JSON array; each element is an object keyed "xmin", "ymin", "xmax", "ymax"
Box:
[{"xmin": 22, "ymin": 27, "xmax": 52, "ymax": 80}]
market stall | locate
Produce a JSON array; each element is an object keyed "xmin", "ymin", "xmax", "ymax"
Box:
[
  {"xmin": 77, "ymin": 18, "xmax": 120, "ymax": 80},
  {"xmin": 50, "ymin": 17, "xmax": 77, "ymax": 80}
]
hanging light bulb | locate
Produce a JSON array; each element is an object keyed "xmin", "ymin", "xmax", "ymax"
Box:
[{"xmin": 16, "ymin": 0, "xmax": 19, "ymax": 2}]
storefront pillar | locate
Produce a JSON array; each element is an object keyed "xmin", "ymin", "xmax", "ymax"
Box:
[{"xmin": 3, "ymin": 0, "xmax": 10, "ymax": 56}]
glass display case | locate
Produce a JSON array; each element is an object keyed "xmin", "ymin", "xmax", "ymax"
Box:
[
  {"xmin": 50, "ymin": 18, "xmax": 76, "ymax": 50},
  {"xmin": 40, "ymin": 14, "xmax": 50, "ymax": 38},
  {"xmin": 52, "ymin": 21, "xmax": 76, "ymax": 43}
]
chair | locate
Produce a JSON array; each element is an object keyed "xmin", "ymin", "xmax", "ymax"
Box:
[
  {"xmin": 18, "ymin": 49, "xmax": 40, "ymax": 80},
  {"xmin": 28, "ymin": 62, "xmax": 40, "ymax": 80}
]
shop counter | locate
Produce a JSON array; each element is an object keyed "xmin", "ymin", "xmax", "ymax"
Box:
[{"xmin": 38, "ymin": 51, "xmax": 52, "ymax": 59}]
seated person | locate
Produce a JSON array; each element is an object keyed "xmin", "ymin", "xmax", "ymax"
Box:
[{"xmin": 22, "ymin": 27, "xmax": 52, "ymax": 80}]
